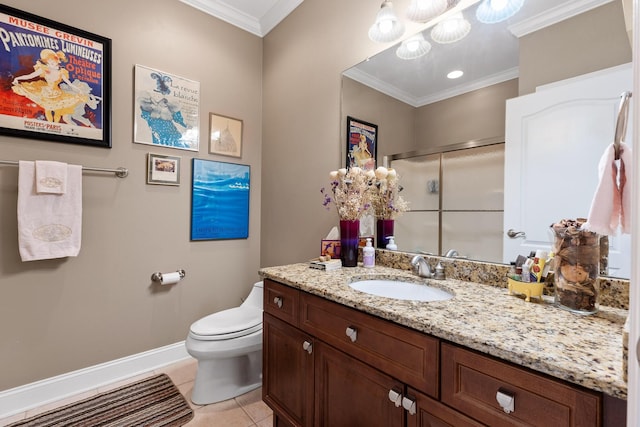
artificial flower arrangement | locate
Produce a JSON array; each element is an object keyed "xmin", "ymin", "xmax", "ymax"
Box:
[
  {"xmin": 371, "ymin": 166, "xmax": 409, "ymax": 220},
  {"xmin": 321, "ymin": 167, "xmax": 374, "ymax": 221}
]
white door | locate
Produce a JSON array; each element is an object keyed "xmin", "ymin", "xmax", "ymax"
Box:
[{"xmin": 504, "ymin": 64, "xmax": 632, "ymax": 278}]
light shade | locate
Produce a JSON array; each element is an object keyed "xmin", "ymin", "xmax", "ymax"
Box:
[
  {"xmin": 430, "ymin": 12, "xmax": 471, "ymax": 44},
  {"xmin": 369, "ymin": 1, "xmax": 405, "ymax": 43},
  {"xmin": 406, "ymin": 0, "xmax": 447, "ymax": 23},
  {"xmin": 476, "ymin": 0, "xmax": 525, "ymax": 24},
  {"xmin": 396, "ymin": 33, "xmax": 432, "ymax": 60}
]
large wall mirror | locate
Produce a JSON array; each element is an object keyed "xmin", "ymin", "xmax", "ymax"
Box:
[{"xmin": 341, "ymin": 0, "xmax": 633, "ymax": 278}]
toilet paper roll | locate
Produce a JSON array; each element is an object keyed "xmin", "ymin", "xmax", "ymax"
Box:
[{"xmin": 160, "ymin": 272, "xmax": 181, "ymax": 285}]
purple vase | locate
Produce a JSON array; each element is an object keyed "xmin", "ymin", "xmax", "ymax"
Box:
[
  {"xmin": 340, "ymin": 219, "xmax": 360, "ymax": 267},
  {"xmin": 376, "ymin": 219, "xmax": 394, "ymax": 249}
]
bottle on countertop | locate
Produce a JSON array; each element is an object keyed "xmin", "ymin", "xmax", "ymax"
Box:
[
  {"xmin": 386, "ymin": 236, "xmax": 397, "ymax": 251},
  {"xmin": 363, "ymin": 238, "xmax": 375, "ymax": 268},
  {"xmin": 521, "ymin": 263, "xmax": 531, "ymax": 283}
]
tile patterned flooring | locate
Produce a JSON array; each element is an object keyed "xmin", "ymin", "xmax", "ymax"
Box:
[{"xmin": 0, "ymin": 358, "xmax": 273, "ymax": 426}]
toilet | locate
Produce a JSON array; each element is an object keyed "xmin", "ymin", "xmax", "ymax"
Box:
[{"xmin": 185, "ymin": 281, "xmax": 263, "ymax": 405}]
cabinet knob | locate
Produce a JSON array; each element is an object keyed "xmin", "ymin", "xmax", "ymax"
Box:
[
  {"xmin": 273, "ymin": 296, "xmax": 283, "ymax": 308},
  {"xmin": 496, "ymin": 388, "xmax": 515, "ymax": 414},
  {"xmin": 345, "ymin": 326, "xmax": 358, "ymax": 342},
  {"xmin": 388, "ymin": 388, "xmax": 402, "ymax": 407},
  {"xmin": 402, "ymin": 396, "xmax": 417, "ymax": 416},
  {"xmin": 302, "ymin": 340, "xmax": 313, "ymax": 354}
]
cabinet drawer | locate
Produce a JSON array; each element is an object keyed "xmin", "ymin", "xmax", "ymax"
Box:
[
  {"xmin": 441, "ymin": 343, "xmax": 601, "ymax": 427},
  {"xmin": 300, "ymin": 291, "xmax": 439, "ymax": 397},
  {"xmin": 264, "ymin": 279, "xmax": 300, "ymax": 326}
]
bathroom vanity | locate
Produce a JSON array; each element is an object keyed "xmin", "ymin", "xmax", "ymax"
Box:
[{"xmin": 260, "ymin": 261, "xmax": 628, "ymax": 427}]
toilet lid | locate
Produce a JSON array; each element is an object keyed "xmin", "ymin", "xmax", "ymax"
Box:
[{"xmin": 190, "ymin": 306, "xmax": 262, "ymax": 340}]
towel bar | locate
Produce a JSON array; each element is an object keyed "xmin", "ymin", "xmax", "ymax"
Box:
[{"xmin": 0, "ymin": 160, "xmax": 128, "ymax": 177}]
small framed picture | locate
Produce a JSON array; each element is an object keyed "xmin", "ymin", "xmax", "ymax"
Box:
[
  {"xmin": 147, "ymin": 153, "xmax": 181, "ymax": 186},
  {"xmin": 209, "ymin": 113, "xmax": 243, "ymax": 158},
  {"xmin": 346, "ymin": 116, "xmax": 377, "ymax": 170}
]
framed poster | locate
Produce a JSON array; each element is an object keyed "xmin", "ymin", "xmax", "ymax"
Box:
[
  {"xmin": 146, "ymin": 153, "xmax": 180, "ymax": 186},
  {"xmin": 0, "ymin": 5, "xmax": 112, "ymax": 148},
  {"xmin": 134, "ymin": 64, "xmax": 200, "ymax": 151},
  {"xmin": 191, "ymin": 159, "xmax": 250, "ymax": 240},
  {"xmin": 208, "ymin": 113, "xmax": 243, "ymax": 158},
  {"xmin": 346, "ymin": 116, "xmax": 377, "ymax": 170}
]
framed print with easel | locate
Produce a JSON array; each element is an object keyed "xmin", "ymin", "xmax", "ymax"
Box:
[
  {"xmin": 346, "ymin": 116, "xmax": 377, "ymax": 170},
  {"xmin": 0, "ymin": 5, "xmax": 112, "ymax": 148},
  {"xmin": 191, "ymin": 159, "xmax": 250, "ymax": 240},
  {"xmin": 208, "ymin": 113, "xmax": 243, "ymax": 158}
]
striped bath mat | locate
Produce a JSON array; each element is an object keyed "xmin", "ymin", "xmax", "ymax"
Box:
[{"xmin": 8, "ymin": 374, "xmax": 193, "ymax": 427}]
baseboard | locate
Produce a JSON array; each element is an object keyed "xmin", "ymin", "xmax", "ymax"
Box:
[{"xmin": 0, "ymin": 341, "xmax": 190, "ymax": 419}]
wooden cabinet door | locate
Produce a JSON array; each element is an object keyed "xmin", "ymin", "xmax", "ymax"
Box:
[
  {"xmin": 405, "ymin": 387, "xmax": 485, "ymax": 427},
  {"xmin": 314, "ymin": 340, "xmax": 404, "ymax": 427},
  {"xmin": 263, "ymin": 313, "xmax": 314, "ymax": 427}
]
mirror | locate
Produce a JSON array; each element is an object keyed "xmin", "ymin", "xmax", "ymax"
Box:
[{"xmin": 341, "ymin": 0, "xmax": 632, "ymax": 278}]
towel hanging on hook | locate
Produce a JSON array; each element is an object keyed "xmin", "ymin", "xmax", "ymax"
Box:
[{"xmin": 613, "ymin": 91, "xmax": 632, "ymax": 160}]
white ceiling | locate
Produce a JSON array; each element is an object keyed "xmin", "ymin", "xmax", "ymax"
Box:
[
  {"xmin": 180, "ymin": 0, "xmax": 617, "ymax": 107},
  {"xmin": 178, "ymin": 0, "xmax": 303, "ymax": 37},
  {"xmin": 344, "ymin": 0, "xmax": 616, "ymax": 107}
]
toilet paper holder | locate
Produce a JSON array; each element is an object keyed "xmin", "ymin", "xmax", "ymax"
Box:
[{"xmin": 151, "ymin": 269, "xmax": 186, "ymax": 283}]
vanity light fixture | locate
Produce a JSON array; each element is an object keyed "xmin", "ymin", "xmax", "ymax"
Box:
[
  {"xmin": 430, "ymin": 12, "xmax": 471, "ymax": 44},
  {"xmin": 396, "ymin": 33, "xmax": 432, "ymax": 60},
  {"xmin": 406, "ymin": 0, "xmax": 447, "ymax": 23},
  {"xmin": 369, "ymin": 0, "xmax": 405, "ymax": 43},
  {"xmin": 447, "ymin": 70, "xmax": 464, "ymax": 79},
  {"xmin": 476, "ymin": 0, "xmax": 525, "ymax": 24}
]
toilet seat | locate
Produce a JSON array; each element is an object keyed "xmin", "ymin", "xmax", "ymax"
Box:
[{"xmin": 189, "ymin": 306, "xmax": 262, "ymax": 341}]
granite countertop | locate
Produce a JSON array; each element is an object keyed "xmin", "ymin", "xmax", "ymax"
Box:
[{"xmin": 259, "ymin": 263, "xmax": 628, "ymax": 399}]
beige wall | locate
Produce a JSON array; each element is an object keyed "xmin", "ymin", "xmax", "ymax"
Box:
[
  {"xmin": 519, "ymin": 1, "xmax": 631, "ymax": 95},
  {"xmin": 341, "ymin": 77, "xmax": 416, "ymax": 158},
  {"xmin": 0, "ymin": 0, "xmax": 262, "ymax": 390},
  {"xmin": 414, "ymin": 79, "xmax": 518, "ymax": 148}
]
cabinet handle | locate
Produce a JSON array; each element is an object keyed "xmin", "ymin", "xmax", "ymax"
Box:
[
  {"xmin": 496, "ymin": 388, "xmax": 515, "ymax": 414},
  {"xmin": 273, "ymin": 296, "xmax": 283, "ymax": 308},
  {"xmin": 302, "ymin": 340, "xmax": 313, "ymax": 354},
  {"xmin": 345, "ymin": 326, "xmax": 358, "ymax": 342},
  {"xmin": 388, "ymin": 388, "xmax": 402, "ymax": 407},
  {"xmin": 402, "ymin": 396, "xmax": 417, "ymax": 416}
]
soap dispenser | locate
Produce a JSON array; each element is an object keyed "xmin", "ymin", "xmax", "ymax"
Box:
[
  {"xmin": 363, "ymin": 238, "xmax": 375, "ymax": 268},
  {"xmin": 386, "ymin": 236, "xmax": 397, "ymax": 251}
]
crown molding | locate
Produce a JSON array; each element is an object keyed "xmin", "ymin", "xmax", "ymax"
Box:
[
  {"xmin": 343, "ymin": 67, "xmax": 519, "ymax": 108},
  {"xmin": 179, "ymin": 0, "xmax": 302, "ymax": 37},
  {"xmin": 508, "ymin": 0, "xmax": 614, "ymax": 38}
]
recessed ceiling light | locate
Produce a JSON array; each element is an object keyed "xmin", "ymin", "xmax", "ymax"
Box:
[{"xmin": 447, "ymin": 70, "xmax": 464, "ymax": 79}]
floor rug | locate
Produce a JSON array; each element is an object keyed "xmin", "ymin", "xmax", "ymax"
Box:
[{"xmin": 8, "ymin": 373, "xmax": 194, "ymax": 427}]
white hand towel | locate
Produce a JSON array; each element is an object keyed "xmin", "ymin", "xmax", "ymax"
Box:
[
  {"xmin": 35, "ymin": 160, "xmax": 67, "ymax": 194},
  {"xmin": 18, "ymin": 161, "xmax": 82, "ymax": 261},
  {"xmin": 584, "ymin": 142, "xmax": 632, "ymax": 235}
]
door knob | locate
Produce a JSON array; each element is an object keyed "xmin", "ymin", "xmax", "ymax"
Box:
[
  {"xmin": 506, "ymin": 229, "xmax": 526, "ymax": 238},
  {"xmin": 302, "ymin": 340, "xmax": 313, "ymax": 354}
]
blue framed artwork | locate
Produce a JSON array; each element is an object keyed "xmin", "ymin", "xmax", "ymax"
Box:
[{"xmin": 190, "ymin": 159, "xmax": 250, "ymax": 240}]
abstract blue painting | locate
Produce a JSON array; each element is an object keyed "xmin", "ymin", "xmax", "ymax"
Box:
[{"xmin": 191, "ymin": 159, "xmax": 250, "ymax": 240}]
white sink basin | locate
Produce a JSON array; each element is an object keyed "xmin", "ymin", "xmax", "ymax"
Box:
[{"xmin": 349, "ymin": 280, "xmax": 453, "ymax": 302}]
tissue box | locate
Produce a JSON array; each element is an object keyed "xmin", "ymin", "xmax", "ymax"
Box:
[
  {"xmin": 321, "ymin": 240, "xmax": 341, "ymax": 259},
  {"xmin": 321, "ymin": 237, "xmax": 374, "ymax": 259}
]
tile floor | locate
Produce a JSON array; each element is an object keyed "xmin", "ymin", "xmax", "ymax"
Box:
[{"xmin": 0, "ymin": 358, "xmax": 273, "ymax": 427}]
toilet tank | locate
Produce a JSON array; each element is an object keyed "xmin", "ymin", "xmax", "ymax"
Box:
[{"xmin": 241, "ymin": 281, "xmax": 263, "ymax": 309}]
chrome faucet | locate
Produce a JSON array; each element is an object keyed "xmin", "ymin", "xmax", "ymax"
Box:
[
  {"xmin": 444, "ymin": 249, "xmax": 459, "ymax": 258},
  {"xmin": 410, "ymin": 255, "xmax": 433, "ymax": 278}
]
